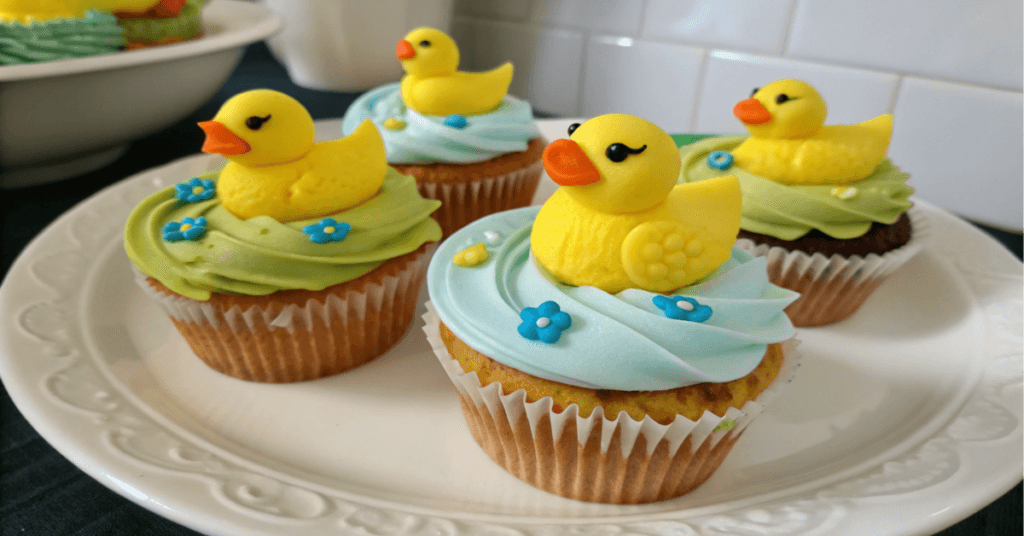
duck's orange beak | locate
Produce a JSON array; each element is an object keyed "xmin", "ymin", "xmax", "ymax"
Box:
[
  {"xmin": 198, "ymin": 121, "xmax": 250, "ymax": 155},
  {"xmin": 733, "ymin": 98, "xmax": 772, "ymax": 125},
  {"xmin": 543, "ymin": 139, "xmax": 601, "ymax": 186},
  {"xmin": 395, "ymin": 39, "xmax": 415, "ymax": 60}
]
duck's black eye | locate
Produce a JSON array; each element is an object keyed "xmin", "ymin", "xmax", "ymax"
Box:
[
  {"xmin": 775, "ymin": 93, "xmax": 791, "ymax": 105},
  {"xmin": 750, "ymin": 87, "xmax": 760, "ymax": 97},
  {"xmin": 419, "ymin": 40, "xmax": 431, "ymax": 47},
  {"xmin": 567, "ymin": 123, "xmax": 580, "ymax": 136},
  {"xmin": 245, "ymin": 115, "xmax": 271, "ymax": 130},
  {"xmin": 605, "ymin": 143, "xmax": 646, "ymax": 163}
]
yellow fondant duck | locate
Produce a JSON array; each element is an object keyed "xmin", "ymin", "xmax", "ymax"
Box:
[
  {"xmin": 731, "ymin": 79, "xmax": 893, "ymax": 185},
  {"xmin": 395, "ymin": 27, "xmax": 513, "ymax": 116},
  {"xmin": 0, "ymin": 0, "xmax": 158, "ymax": 22},
  {"xmin": 532, "ymin": 114, "xmax": 741, "ymax": 293},
  {"xmin": 199, "ymin": 89, "xmax": 387, "ymax": 223}
]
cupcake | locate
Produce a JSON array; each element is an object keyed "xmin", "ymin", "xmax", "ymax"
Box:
[
  {"xmin": 114, "ymin": 0, "xmax": 206, "ymax": 50},
  {"xmin": 341, "ymin": 27, "xmax": 544, "ymax": 237},
  {"xmin": 124, "ymin": 89, "xmax": 442, "ymax": 382},
  {"xmin": 679, "ymin": 79, "xmax": 925, "ymax": 327},
  {"xmin": 425, "ymin": 114, "xmax": 798, "ymax": 503},
  {"xmin": 0, "ymin": 6, "xmax": 126, "ymax": 64}
]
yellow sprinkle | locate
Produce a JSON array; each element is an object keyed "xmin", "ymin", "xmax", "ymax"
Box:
[
  {"xmin": 454, "ymin": 243, "xmax": 489, "ymax": 267},
  {"xmin": 383, "ymin": 117, "xmax": 406, "ymax": 130},
  {"xmin": 831, "ymin": 186, "xmax": 858, "ymax": 200},
  {"xmin": 192, "ymin": 186, "xmax": 205, "ymax": 195},
  {"xmin": 323, "ymin": 226, "xmax": 336, "ymax": 234},
  {"xmin": 714, "ymin": 419, "xmax": 735, "ymax": 432},
  {"xmin": 179, "ymin": 223, "xmax": 192, "ymax": 232}
]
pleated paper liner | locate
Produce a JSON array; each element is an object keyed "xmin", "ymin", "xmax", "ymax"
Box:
[
  {"xmin": 136, "ymin": 243, "xmax": 431, "ymax": 383},
  {"xmin": 393, "ymin": 138, "xmax": 546, "ymax": 237},
  {"xmin": 737, "ymin": 205, "xmax": 931, "ymax": 327},
  {"xmin": 423, "ymin": 303, "xmax": 801, "ymax": 504}
]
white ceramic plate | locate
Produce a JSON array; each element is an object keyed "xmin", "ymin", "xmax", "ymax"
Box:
[{"xmin": 1, "ymin": 119, "xmax": 1021, "ymax": 536}]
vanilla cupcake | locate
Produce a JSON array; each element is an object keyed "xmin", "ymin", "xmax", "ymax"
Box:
[
  {"xmin": 679, "ymin": 80, "xmax": 925, "ymax": 327},
  {"xmin": 341, "ymin": 27, "xmax": 544, "ymax": 237},
  {"xmin": 125, "ymin": 89, "xmax": 441, "ymax": 382},
  {"xmin": 425, "ymin": 115, "xmax": 798, "ymax": 503}
]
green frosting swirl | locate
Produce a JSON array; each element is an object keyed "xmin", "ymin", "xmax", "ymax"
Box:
[
  {"xmin": 118, "ymin": 0, "xmax": 206, "ymax": 44},
  {"xmin": 0, "ymin": 10, "xmax": 122, "ymax": 65},
  {"xmin": 125, "ymin": 168, "xmax": 442, "ymax": 301},
  {"xmin": 679, "ymin": 136, "xmax": 913, "ymax": 240}
]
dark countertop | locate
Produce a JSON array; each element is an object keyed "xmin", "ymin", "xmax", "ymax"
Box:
[{"xmin": 2, "ymin": 42, "xmax": 1021, "ymax": 536}]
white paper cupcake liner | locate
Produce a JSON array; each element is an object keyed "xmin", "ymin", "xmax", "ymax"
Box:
[
  {"xmin": 415, "ymin": 158, "xmax": 544, "ymax": 236},
  {"xmin": 134, "ymin": 246, "xmax": 430, "ymax": 382},
  {"xmin": 422, "ymin": 303, "xmax": 800, "ymax": 503},
  {"xmin": 736, "ymin": 204, "xmax": 931, "ymax": 327}
]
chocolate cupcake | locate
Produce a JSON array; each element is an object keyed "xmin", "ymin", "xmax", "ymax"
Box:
[{"xmin": 679, "ymin": 80, "xmax": 926, "ymax": 327}]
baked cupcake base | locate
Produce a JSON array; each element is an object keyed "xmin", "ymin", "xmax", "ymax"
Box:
[
  {"xmin": 423, "ymin": 303, "xmax": 800, "ymax": 504},
  {"xmin": 138, "ymin": 243, "xmax": 431, "ymax": 383},
  {"xmin": 737, "ymin": 205, "xmax": 929, "ymax": 327},
  {"xmin": 393, "ymin": 138, "xmax": 545, "ymax": 236}
]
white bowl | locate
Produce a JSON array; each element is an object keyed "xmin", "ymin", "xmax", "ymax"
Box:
[{"xmin": 0, "ymin": 0, "xmax": 281, "ymax": 188}]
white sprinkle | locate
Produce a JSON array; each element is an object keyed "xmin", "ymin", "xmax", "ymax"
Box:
[
  {"xmin": 536, "ymin": 317, "xmax": 551, "ymax": 328},
  {"xmin": 484, "ymin": 231, "xmax": 500, "ymax": 244},
  {"xmin": 676, "ymin": 300, "xmax": 694, "ymax": 311}
]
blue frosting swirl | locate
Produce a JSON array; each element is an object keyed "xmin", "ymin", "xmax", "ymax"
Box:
[
  {"xmin": 428, "ymin": 207, "xmax": 798, "ymax": 391},
  {"xmin": 341, "ymin": 83, "xmax": 539, "ymax": 165}
]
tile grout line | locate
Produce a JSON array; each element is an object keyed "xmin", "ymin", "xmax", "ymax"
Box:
[
  {"xmin": 779, "ymin": 0, "xmax": 801, "ymax": 55},
  {"xmin": 689, "ymin": 50, "xmax": 711, "ymax": 132}
]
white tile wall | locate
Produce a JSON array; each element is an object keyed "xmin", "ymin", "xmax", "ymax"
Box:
[
  {"xmin": 581, "ymin": 37, "xmax": 704, "ymax": 132},
  {"xmin": 643, "ymin": 0, "xmax": 795, "ymax": 55},
  {"xmin": 890, "ymin": 78, "xmax": 1023, "ymax": 228},
  {"xmin": 452, "ymin": 0, "xmax": 1024, "ymax": 229},
  {"xmin": 788, "ymin": 0, "xmax": 1023, "ymax": 91}
]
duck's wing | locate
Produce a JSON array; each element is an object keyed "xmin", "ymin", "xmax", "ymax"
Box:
[
  {"xmin": 621, "ymin": 220, "xmax": 714, "ymax": 292},
  {"xmin": 408, "ymin": 63, "xmax": 513, "ymax": 115},
  {"xmin": 290, "ymin": 120, "xmax": 387, "ymax": 213},
  {"xmin": 619, "ymin": 175, "xmax": 741, "ymax": 292},
  {"xmin": 794, "ymin": 114, "xmax": 893, "ymax": 184}
]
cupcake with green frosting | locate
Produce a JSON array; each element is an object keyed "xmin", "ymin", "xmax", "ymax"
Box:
[
  {"xmin": 0, "ymin": 10, "xmax": 123, "ymax": 65},
  {"xmin": 114, "ymin": 0, "xmax": 206, "ymax": 49},
  {"xmin": 125, "ymin": 89, "xmax": 443, "ymax": 382},
  {"xmin": 678, "ymin": 80, "xmax": 926, "ymax": 327}
]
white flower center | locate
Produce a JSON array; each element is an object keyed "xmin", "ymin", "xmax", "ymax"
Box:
[
  {"xmin": 676, "ymin": 300, "xmax": 694, "ymax": 311},
  {"xmin": 536, "ymin": 317, "xmax": 551, "ymax": 328}
]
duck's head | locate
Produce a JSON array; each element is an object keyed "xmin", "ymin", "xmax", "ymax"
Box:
[
  {"xmin": 198, "ymin": 89, "xmax": 315, "ymax": 167},
  {"xmin": 541, "ymin": 114, "xmax": 680, "ymax": 214},
  {"xmin": 733, "ymin": 79, "xmax": 826, "ymax": 139},
  {"xmin": 395, "ymin": 27, "xmax": 459, "ymax": 77}
]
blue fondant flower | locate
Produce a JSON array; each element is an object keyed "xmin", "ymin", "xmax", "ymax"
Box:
[
  {"xmin": 518, "ymin": 301, "xmax": 572, "ymax": 343},
  {"xmin": 174, "ymin": 177, "xmax": 216, "ymax": 203},
  {"xmin": 302, "ymin": 218, "xmax": 351, "ymax": 244},
  {"xmin": 443, "ymin": 114, "xmax": 468, "ymax": 129},
  {"xmin": 707, "ymin": 150, "xmax": 734, "ymax": 170},
  {"xmin": 653, "ymin": 295, "xmax": 712, "ymax": 322},
  {"xmin": 162, "ymin": 217, "xmax": 207, "ymax": 242}
]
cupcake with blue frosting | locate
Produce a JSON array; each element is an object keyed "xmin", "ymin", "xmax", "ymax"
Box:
[
  {"xmin": 424, "ymin": 115, "xmax": 798, "ymax": 503},
  {"xmin": 341, "ymin": 27, "xmax": 544, "ymax": 236}
]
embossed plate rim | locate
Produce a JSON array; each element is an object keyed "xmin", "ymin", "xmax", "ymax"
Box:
[{"xmin": 0, "ymin": 119, "xmax": 1021, "ymax": 536}]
